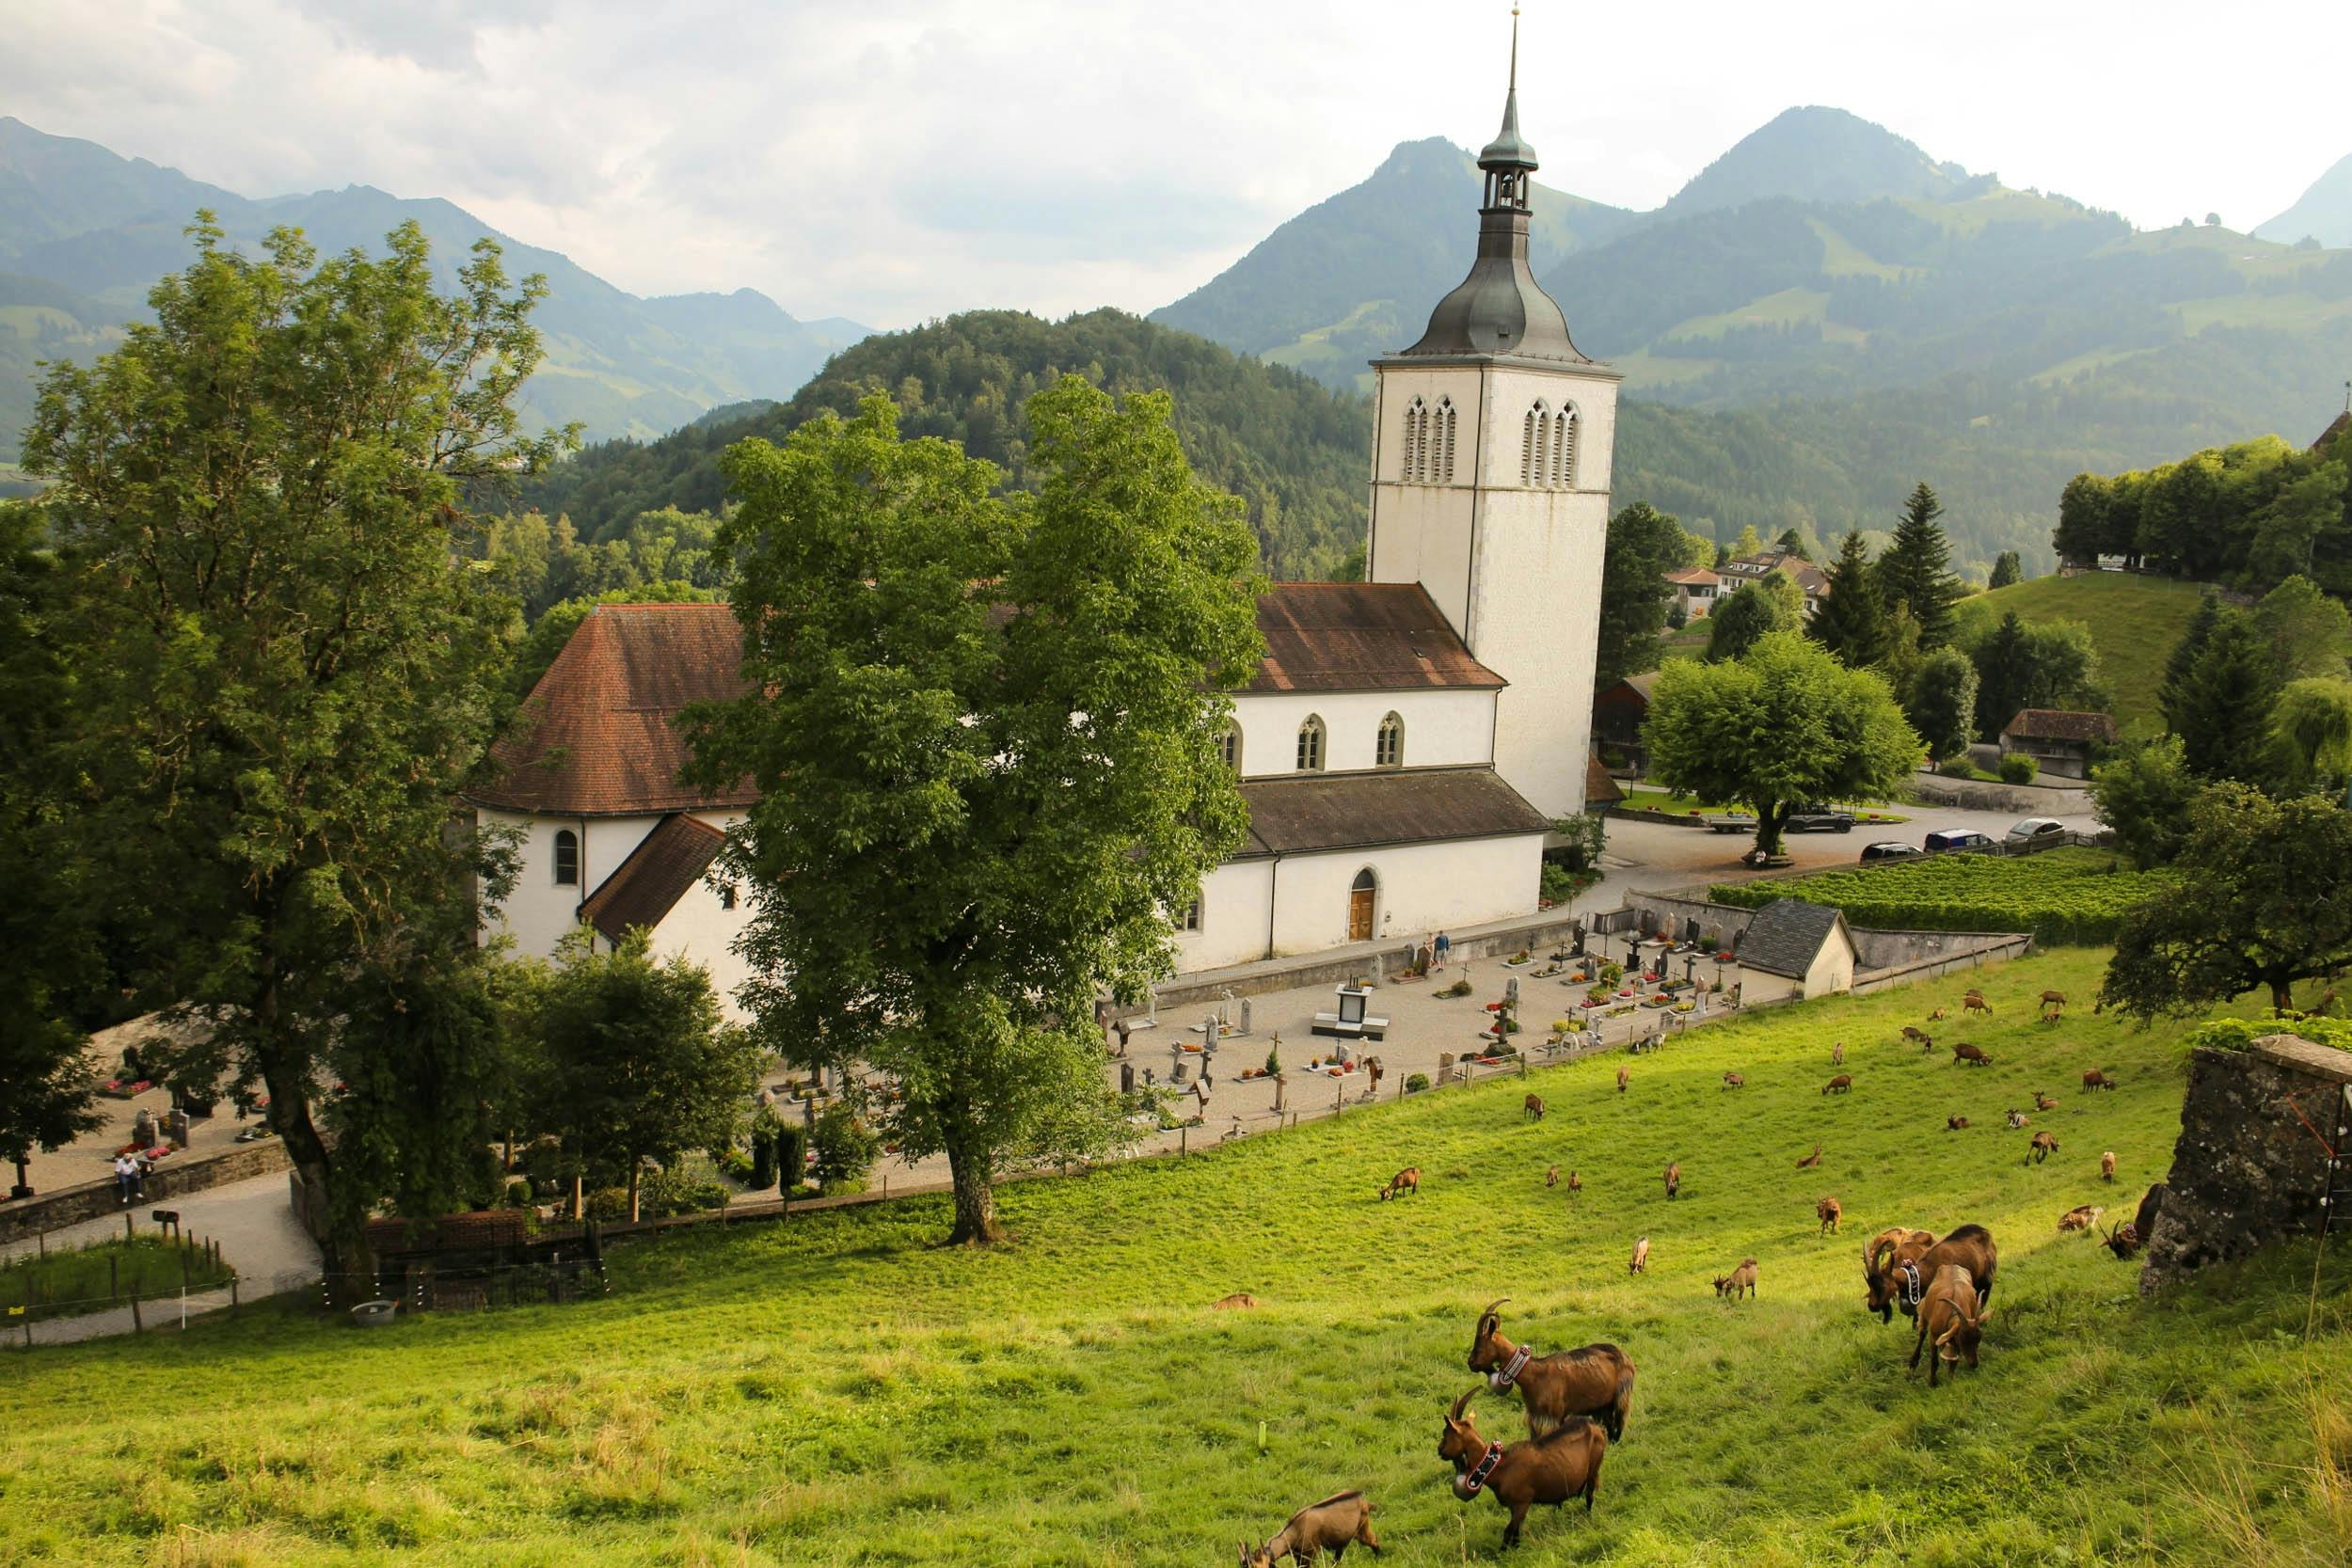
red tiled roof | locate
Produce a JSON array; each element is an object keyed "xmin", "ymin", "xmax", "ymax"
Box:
[
  {"xmin": 579, "ymin": 814, "xmax": 726, "ymax": 942},
  {"xmin": 470, "ymin": 604, "xmax": 755, "ymax": 816},
  {"xmin": 1250, "ymin": 582, "xmax": 1502, "ymax": 693},
  {"xmin": 1584, "ymin": 755, "xmax": 1625, "ymax": 805},
  {"xmin": 1663, "ymin": 566, "xmax": 1719, "ymax": 585},
  {"xmin": 2317, "ymin": 412, "xmax": 2350, "ymax": 452},
  {"xmin": 1999, "ymin": 708, "xmax": 2119, "ymax": 744},
  {"xmin": 1233, "ymin": 766, "xmax": 1549, "ymax": 856}
]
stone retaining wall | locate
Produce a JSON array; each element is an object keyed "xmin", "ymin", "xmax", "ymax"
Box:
[
  {"xmin": 0, "ymin": 1138, "xmax": 293, "ymax": 1247},
  {"xmin": 1906, "ymin": 770, "xmax": 2092, "ymax": 815},
  {"xmin": 2141, "ymin": 1035, "xmax": 2352, "ymax": 1294}
]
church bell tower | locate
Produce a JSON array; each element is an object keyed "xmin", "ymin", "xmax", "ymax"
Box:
[{"xmin": 1363, "ymin": 8, "xmax": 1619, "ymax": 819}]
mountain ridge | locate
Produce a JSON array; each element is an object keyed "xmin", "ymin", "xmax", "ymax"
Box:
[{"xmin": 2255, "ymin": 150, "xmax": 2352, "ymax": 248}]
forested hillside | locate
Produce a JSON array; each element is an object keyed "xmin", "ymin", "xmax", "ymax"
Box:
[{"xmin": 516, "ymin": 309, "xmax": 1376, "ymax": 580}]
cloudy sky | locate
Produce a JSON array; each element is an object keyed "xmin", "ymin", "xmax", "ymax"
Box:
[{"xmin": 5, "ymin": 0, "xmax": 2344, "ymax": 329}]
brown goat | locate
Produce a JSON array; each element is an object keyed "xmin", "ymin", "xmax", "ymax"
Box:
[
  {"xmin": 2006, "ymin": 1109, "xmax": 2030, "ymax": 1129},
  {"xmin": 1952, "ymin": 1041, "xmax": 1993, "ymax": 1068},
  {"xmin": 1523, "ymin": 1093, "xmax": 1546, "ymax": 1122},
  {"xmin": 1908, "ymin": 1262, "xmax": 1991, "ymax": 1387},
  {"xmin": 1465, "ymin": 1300, "xmax": 1637, "ymax": 1440},
  {"xmin": 1438, "ymin": 1388, "xmax": 1607, "ymax": 1548},
  {"xmin": 1823, "ymin": 1074, "xmax": 1852, "ymax": 1095},
  {"xmin": 1721, "ymin": 1070, "xmax": 1745, "ymax": 1090},
  {"xmin": 2039, "ymin": 990, "xmax": 2066, "ymax": 1019},
  {"xmin": 2102, "ymin": 1183, "xmax": 2167, "ymax": 1259},
  {"xmin": 1566, "ymin": 1170, "xmax": 1581, "ymax": 1198},
  {"xmin": 1963, "ymin": 991, "xmax": 1992, "ymax": 1017},
  {"xmin": 1663, "ymin": 1161, "xmax": 1680, "ymax": 1199},
  {"xmin": 1865, "ymin": 1224, "xmax": 1997, "ymax": 1323},
  {"xmin": 1545, "ymin": 1164, "xmax": 1558, "ymax": 1188},
  {"xmin": 1713, "ymin": 1259, "xmax": 1759, "ymax": 1299},
  {"xmin": 2101, "ymin": 1150, "xmax": 2117, "ymax": 1182},
  {"xmin": 1213, "ymin": 1292, "xmax": 1261, "ymax": 1310},
  {"xmin": 1817, "ymin": 1196, "xmax": 1842, "ymax": 1234},
  {"xmin": 2082, "ymin": 1069, "xmax": 2116, "ymax": 1091},
  {"xmin": 1378, "ymin": 1167, "xmax": 1421, "ymax": 1202},
  {"xmin": 1629, "ymin": 1235, "xmax": 1648, "ymax": 1274},
  {"xmin": 2026, "ymin": 1131, "xmax": 2058, "ymax": 1164},
  {"xmin": 2057, "ymin": 1204, "xmax": 2103, "ymax": 1234},
  {"xmin": 1832, "ymin": 1041, "xmax": 1845, "ymax": 1068},
  {"xmin": 1616, "ymin": 1064, "xmax": 1629, "ymax": 1094},
  {"xmin": 1946, "ymin": 1115, "xmax": 1970, "ymax": 1132},
  {"xmin": 1900, "ymin": 1025, "xmax": 1931, "ymax": 1047},
  {"xmin": 1796, "ymin": 1144, "xmax": 1823, "ymax": 1168},
  {"xmin": 1240, "ymin": 1490, "xmax": 1380, "ymax": 1567},
  {"xmin": 2035, "ymin": 1091, "xmax": 2059, "ymax": 1112},
  {"xmin": 1929, "ymin": 1006, "xmax": 1947, "ymax": 1022}
]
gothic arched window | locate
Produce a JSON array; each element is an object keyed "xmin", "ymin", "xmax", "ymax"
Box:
[
  {"xmin": 1296, "ymin": 714, "xmax": 1327, "ymax": 773},
  {"xmin": 552, "ymin": 829, "xmax": 580, "ymax": 886},
  {"xmin": 1520, "ymin": 407, "xmax": 1537, "ymax": 484},
  {"xmin": 1403, "ymin": 396, "xmax": 1427, "ymax": 483},
  {"xmin": 1525, "ymin": 400, "xmax": 1552, "ymax": 487},
  {"xmin": 1436, "ymin": 396, "xmax": 1457, "ymax": 483},
  {"xmin": 1376, "ymin": 711, "xmax": 1405, "ymax": 768},
  {"xmin": 1557, "ymin": 406, "xmax": 1579, "ymax": 487},
  {"xmin": 1218, "ymin": 721, "xmax": 1243, "ymax": 773}
]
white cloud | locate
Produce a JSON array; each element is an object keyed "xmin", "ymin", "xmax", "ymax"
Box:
[{"xmin": 2, "ymin": 0, "xmax": 2343, "ymax": 327}]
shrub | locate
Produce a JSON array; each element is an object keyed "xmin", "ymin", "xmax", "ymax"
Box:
[
  {"xmin": 748, "ymin": 1127, "xmax": 778, "ymax": 1192},
  {"xmin": 1264, "ymin": 1043, "xmax": 1281, "ymax": 1076},
  {"xmin": 1440, "ymin": 977, "xmax": 1473, "ymax": 998},
  {"xmin": 1707, "ymin": 847, "xmax": 2168, "ymax": 945},
  {"xmin": 1404, "ymin": 1072, "xmax": 1431, "ymax": 1093},
  {"xmin": 1998, "ymin": 752, "xmax": 2039, "ymax": 784},
  {"xmin": 811, "ymin": 1102, "xmax": 880, "ymax": 1192},
  {"xmin": 718, "ymin": 1148, "xmax": 755, "ymax": 1184},
  {"xmin": 1936, "ymin": 754, "xmax": 1979, "ymax": 778},
  {"xmin": 2185, "ymin": 1017, "xmax": 2352, "ymax": 1053},
  {"xmin": 775, "ymin": 1124, "xmax": 811, "ymax": 1194},
  {"xmin": 584, "ymin": 1185, "xmax": 632, "ymax": 1221}
]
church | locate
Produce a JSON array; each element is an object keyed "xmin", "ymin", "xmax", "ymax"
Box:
[{"xmin": 469, "ymin": 55, "xmax": 1616, "ymax": 990}]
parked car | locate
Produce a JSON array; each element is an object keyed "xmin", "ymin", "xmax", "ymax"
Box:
[
  {"xmin": 2005, "ymin": 817, "xmax": 2068, "ymax": 846},
  {"xmin": 1859, "ymin": 841, "xmax": 1924, "ymax": 863},
  {"xmin": 1923, "ymin": 829, "xmax": 1996, "ymax": 853},
  {"xmin": 1786, "ymin": 804, "xmax": 1857, "ymax": 833},
  {"xmin": 1704, "ymin": 810, "xmax": 1759, "ymax": 834}
]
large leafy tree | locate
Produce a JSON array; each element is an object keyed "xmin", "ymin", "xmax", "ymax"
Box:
[
  {"xmin": 1706, "ymin": 572, "xmax": 1805, "ymax": 662},
  {"xmin": 1595, "ymin": 500, "xmax": 1693, "ymax": 688},
  {"xmin": 2265, "ymin": 677, "xmax": 2352, "ymax": 798},
  {"xmin": 1877, "ymin": 482, "xmax": 1963, "ymax": 648},
  {"xmin": 23, "ymin": 218, "xmax": 565, "ymax": 1268},
  {"xmin": 2249, "ymin": 573, "xmax": 2350, "ymax": 684},
  {"xmin": 686, "ymin": 381, "xmax": 1263, "ymax": 1244},
  {"xmin": 2102, "ymin": 784, "xmax": 2352, "ymax": 1017},
  {"xmin": 1905, "ymin": 646, "xmax": 1979, "ymax": 762},
  {"xmin": 1805, "ymin": 529, "xmax": 1890, "ymax": 668},
  {"xmin": 2087, "ymin": 735, "xmax": 2202, "ymax": 870},
  {"xmin": 1644, "ymin": 630, "xmax": 1922, "ymax": 857},
  {"xmin": 1966, "ymin": 612, "xmax": 2106, "ymax": 740}
]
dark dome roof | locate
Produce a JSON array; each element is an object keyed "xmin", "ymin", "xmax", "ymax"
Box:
[
  {"xmin": 1479, "ymin": 87, "xmax": 1537, "ymax": 172},
  {"xmin": 1391, "ymin": 209, "xmax": 1588, "ymax": 364}
]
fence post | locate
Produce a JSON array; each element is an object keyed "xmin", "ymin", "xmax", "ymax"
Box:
[
  {"xmin": 110, "ymin": 1255, "xmax": 119, "ymax": 1304},
  {"xmin": 230, "ymin": 1277, "xmax": 239, "ymax": 1314},
  {"xmin": 129, "ymin": 1294, "xmax": 142, "ymax": 1333},
  {"xmin": 1180, "ymin": 1127, "xmax": 1188, "ymax": 1158},
  {"xmin": 124, "ymin": 1212, "xmax": 134, "ymax": 1242}
]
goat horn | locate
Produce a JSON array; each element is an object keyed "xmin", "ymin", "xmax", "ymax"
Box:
[
  {"xmin": 1449, "ymin": 1386, "xmax": 1480, "ymax": 1421},
  {"xmin": 1480, "ymin": 1297, "xmax": 1510, "ymax": 1320}
]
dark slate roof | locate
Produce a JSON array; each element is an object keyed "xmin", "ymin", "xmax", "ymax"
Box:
[
  {"xmin": 1235, "ymin": 767, "xmax": 1550, "ymax": 857},
  {"xmin": 469, "ymin": 604, "xmax": 755, "ymax": 816},
  {"xmin": 2000, "ymin": 708, "xmax": 2120, "ymax": 744},
  {"xmin": 1386, "ymin": 205, "xmax": 1594, "ymax": 367},
  {"xmin": 2316, "ymin": 411, "xmax": 2348, "ymax": 451},
  {"xmin": 579, "ymin": 815, "xmax": 725, "ymax": 942},
  {"xmin": 1737, "ymin": 898, "xmax": 1850, "ymax": 979},
  {"xmin": 1251, "ymin": 582, "xmax": 1502, "ymax": 693}
]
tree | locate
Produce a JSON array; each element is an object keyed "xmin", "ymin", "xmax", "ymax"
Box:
[
  {"xmin": 1988, "ymin": 550, "xmax": 2023, "ymax": 589},
  {"xmin": 685, "ymin": 381, "xmax": 1263, "ymax": 1244},
  {"xmin": 2157, "ymin": 594, "xmax": 2223, "ymax": 735},
  {"xmin": 1773, "ymin": 526, "xmax": 1813, "ymax": 562},
  {"xmin": 1595, "ymin": 501, "xmax": 1690, "ymax": 688},
  {"xmin": 22, "ymin": 217, "xmax": 567, "ymax": 1269},
  {"xmin": 2265, "ymin": 677, "xmax": 2352, "ymax": 797},
  {"xmin": 1706, "ymin": 572, "xmax": 1805, "ymax": 662},
  {"xmin": 531, "ymin": 930, "xmax": 758, "ymax": 1222},
  {"xmin": 1805, "ymin": 529, "xmax": 1890, "ymax": 668},
  {"xmin": 2101, "ymin": 784, "xmax": 2352, "ymax": 1017},
  {"xmin": 1906, "ymin": 647, "xmax": 1979, "ymax": 762},
  {"xmin": 2169, "ymin": 610, "xmax": 2282, "ymax": 780},
  {"xmin": 1877, "ymin": 482, "xmax": 1963, "ymax": 648},
  {"xmin": 1644, "ymin": 630, "xmax": 1922, "ymax": 857},
  {"xmin": 1728, "ymin": 523, "xmax": 1765, "ymax": 559},
  {"xmin": 1968, "ymin": 610, "xmax": 2035, "ymax": 740},
  {"xmin": 2250, "ymin": 574, "xmax": 2350, "ymax": 684},
  {"xmin": 1965, "ymin": 613, "xmax": 2106, "ymax": 739},
  {"xmin": 2087, "ymin": 735, "xmax": 2202, "ymax": 870}
]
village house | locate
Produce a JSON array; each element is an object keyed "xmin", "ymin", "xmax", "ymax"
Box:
[
  {"xmin": 1714, "ymin": 549, "xmax": 1831, "ymax": 617},
  {"xmin": 1733, "ymin": 899, "xmax": 1857, "ymax": 1003},
  {"xmin": 1997, "ymin": 707, "xmax": 2120, "ymax": 780},
  {"xmin": 1664, "ymin": 564, "xmax": 1720, "ymax": 620}
]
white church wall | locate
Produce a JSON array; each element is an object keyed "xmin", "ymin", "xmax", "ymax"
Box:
[
  {"xmin": 476, "ymin": 808, "xmax": 663, "ymax": 960},
  {"xmin": 634, "ymin": 818, "xmax": 757, "ymax": 1022},
  {"xmin": 1232, "ymin": 689, "xmax": 1494, "ymax": 778},
  {"xmin": 1368, "ymin": 366, "xmax": 1482, "ymax": 637},
  {"xmin": 1173, "ymin": 858, "xmax": 1278, "ymax": 972},
  {"xmin": 1264, "ymin": 835, "xmax": 1541, "ymax": 959}
]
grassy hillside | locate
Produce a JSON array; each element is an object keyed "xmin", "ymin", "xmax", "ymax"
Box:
[
  {"xmin": 7, "ymin": 949, "xmax": 2348, "ymax": 1566},
  {"xmin": 1954, "ymin": 573, "xmax": 2213, "ymax": 731}
]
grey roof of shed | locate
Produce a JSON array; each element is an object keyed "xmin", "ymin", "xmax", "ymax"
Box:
[
  {"xmin": 1737, "ymin": 899, "xmax": 1851, "ymax": 979},
  {"xmin": 1234, "ymin": 766, "xmax": 1550, "ymax": 857}
]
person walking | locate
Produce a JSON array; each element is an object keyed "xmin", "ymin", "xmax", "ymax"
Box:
[
  {"xmin": 1114, "ymin": 1017, "xmax": 1132, "ymax": 1057},
  {"xmin": 1433, "ymin": 930, "xmax": 1453, "ymax": 969}
]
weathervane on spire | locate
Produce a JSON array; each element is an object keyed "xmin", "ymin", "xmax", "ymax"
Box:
[{"xmin": 1479, "ymin": 4, "xmax": 1537, "ymax": 211}]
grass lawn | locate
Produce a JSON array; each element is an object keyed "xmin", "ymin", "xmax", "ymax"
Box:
[
  {"xmin": 1953, "ymin": 574, "xmax": 2214, "ymax": 734},
  {"xmin": 1710, "ymin": 845, "xmax": 2170, "ymax": 945},
  {"xmin": 1, "ymin": 1236, "xmax": 235, "ymax": 1322},
  {"xmin": 1619, "ymin": 787, "xmax": 1908, "ymax": 823},
  {"xmin": 4, "ymin": 950, "xmax": 2347, "ymax": 1566}
]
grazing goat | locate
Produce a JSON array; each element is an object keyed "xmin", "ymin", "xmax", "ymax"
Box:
[
  {"xmin": 1465, "ymin": 1300, "xmax": 1637, "ymax": 1440},
  {"xmin": 1796, "ymin": 1144, "xmax": 1823, "ymax": 1168},
  {"xmin": 1946, "ymin": 1115, "xmax": 1970, "ymax": 1132},
  {"xmin": 1713, "ymin": 1259, "xmax": 1759, "ymax": 1299},
  {"xmin": 1213, "ymin": 1292, "xmax": 1261, "ymax": 1310},
  {"xmin": 1952, "ymin": 1041, "xmax": 1993, "ymax": 1068},
  {"xmin": 1721, "ymin": 1070, "xmax": 1745, "ymax": 1090},
  {"xmin": 2102, "ymin": 1150, "xmax": 2117, "ymax": 1182},
  {"xmin": 1378, "ymin": 1167, "xmax": 1421, "ymax": 1202},
  {"xmin": 2035, "ymin": 1091, "xmax": 2059, "ymax": 1112},
  {"xmin": 2103, "ymin": 1183, "xmax": 2168, "ymax": 1259},
  {"xmin": 2040, "ymin": 990, "xmax": 2067, "ymax": 1019},
  {"xmin": 1832, "ymin": 1041, "xmax": 1845, "ymax": 1068},
  {"xmin": 1545, "ymin": 1164, "xmax": 1558, "ymax": 1189},
  {"xmin": 1900, "ymin": 1025, "xmax": 1931, "ymax": 1048},
  {"xmin": 1566, "ymin": 1170, "xmax": 1581, "ymax": 1198},
  {"xmin": 1523, "ymin": 1093, "xmax": 1547, "ymax": 1122},
  {"xmin": 2057, "ymin": 1204, "xmax": 2103, "ymax": 1234},
  {"xmin": 1241, "ymin": 1491, "xmax": 1380, "ymax": 1567},
  {"xmin": 2082, "ymin": 1069, "xmax": 2116, "ymax": 1091},
  {"xmin": 2026, "ymin": 1131, "xmax": 2058, "ymax": 1164},
  {"xmin": 1663, "ymin": 1161, "xmax": 1680, "ymax": 1200},
  {"xmin": 1616, "ymin": 1064, "xmax": 1629, "ymax": 1094},
  {"xmin": 1909, "ymin": 1263, "xmax": 1991, "ymax": 1387},
  {"xmin": 1865, "ymin": 1224, "xmax": 1997, "ymax": 1323},
  {"xmin": 2006, "ymin": 1109, "xmax": 2030, "ymax": 1129},
  {"xmin": 1629, "ymin": 1236, "xmax": 1648, "ymax": 1275},
  {"xmin": 1823, "ymin": 1074, "xmax": 1852, "ymax": 1096},
  {"xmin": 1818, "ymin": 1196, "xmax": 1842, "ymax": 1234},
  {"xmin": 1438, "ymin": 1388, "xmax": 1608, "ymax": 1548},
  {"xmin": 1929, "ymin": 1006, "xmax": 1947, "ymax": 1022},
  {"xmin": 1963, "ymin": 991, "xmax": 1993, "ymax": 1017}
]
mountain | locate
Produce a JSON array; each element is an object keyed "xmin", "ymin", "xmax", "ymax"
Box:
[
  {"xmin": 1151, "ymin": 136, "xmax": 1641, "ymax": 390},
  {"xmin": 0, "ymin": 118, "xmax": 868, "ymax": 459},
  {"xmin": 1659, "ymin": 106, "xmax": 1971, "ymax": 218},
  {"xmin": 516, "ymin": 309, "xmax": 1374, "ymax": 580},
  {"xmin": 2254, "ymin": 151, "xmax": 2352, "ymax": 248}
]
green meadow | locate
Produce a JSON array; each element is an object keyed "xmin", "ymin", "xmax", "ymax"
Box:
[{"xmin": 4, "ymin": 948, "xmax": 2347, "ymax": 1566}]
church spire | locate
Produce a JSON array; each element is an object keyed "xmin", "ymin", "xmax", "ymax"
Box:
[{"xmin": 1478, "ymin": 6, "xmax": 1537, "ymax": 211}]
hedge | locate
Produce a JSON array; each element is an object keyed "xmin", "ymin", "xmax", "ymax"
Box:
[
  {"xmin": 1708, "ymin": 847, "xmax": 2172, "ymax": 946},
  {"xmin": 2185, "ymin": 1017, "xmax": 2352, "ymax": 1053}
]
